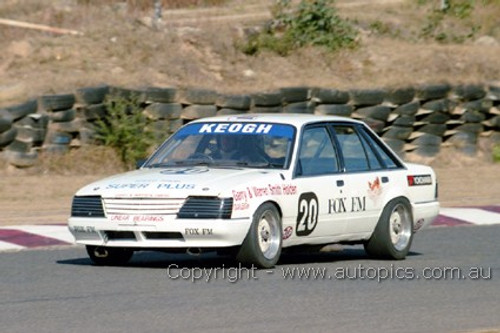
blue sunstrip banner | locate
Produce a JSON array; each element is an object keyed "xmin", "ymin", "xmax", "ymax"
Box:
[{"xmin": 176, "ymin": 122, "xmax": 295, "ymax": 138}]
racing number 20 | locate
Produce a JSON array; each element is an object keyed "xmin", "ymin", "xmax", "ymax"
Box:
[{"xmin": 296, "ymin": 192, "xmax": 319, "ymax": 236}]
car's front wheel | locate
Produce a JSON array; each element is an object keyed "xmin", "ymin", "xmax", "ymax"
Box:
[
  {"xmin": 237, "ymin": 203, "xmax": 282, "ymax": 268},
  {"xmin": 364, "ymin": 198, "xmax": 413, "ymax": 260},
  {"xmin": 86, "ymin": 245, "xmax": 134, "ymax": 266}
]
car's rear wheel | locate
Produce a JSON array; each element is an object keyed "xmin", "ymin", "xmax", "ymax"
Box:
[
  {"xmin": 237, "ymin": 203, "xmax": 282, "ymax": 268},
  {"xmin": 86, "ymin": 245, "xmax": 134, "ymax": 266},
  {"xmin": 364, "ymin": 198, "xmax": 413, "ymax": 260}
]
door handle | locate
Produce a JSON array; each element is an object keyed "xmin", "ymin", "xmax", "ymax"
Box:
[
  {"xmin": 336, "ymin": 180, "xmax": 344, "ymax": 187},
  {"xmin": 381, "ymin": 176, "xmax": 389, "ymax": 183}
]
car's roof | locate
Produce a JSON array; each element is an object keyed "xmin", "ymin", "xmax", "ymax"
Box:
[{"xmin": 189, "ymin": 113, "xmax": 365, "ymax": 128}]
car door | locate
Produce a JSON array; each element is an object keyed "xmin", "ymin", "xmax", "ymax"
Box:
[
  {"xmin": 330, "ymin": 123, "xmax": 400, "ymax": 236},
  {"xmin": 292, "ymin": 124, "xmax": 347, "ymax": 242}
]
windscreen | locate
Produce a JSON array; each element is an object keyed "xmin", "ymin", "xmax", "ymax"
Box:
[{"xmin": 144, "ymin": 122, "xmax": 296, "ymax": 169}]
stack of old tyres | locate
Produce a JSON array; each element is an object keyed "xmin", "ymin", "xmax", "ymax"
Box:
[
  {"xmin": 1, "ymin": 99, "xmax": 45, "ymax": 167},
  {"xmin": 74, "ymin": 85, "xmax": 110, "ymax": 145},
  {"xmin": 350, "ymin": 89, "xmax": 389, "ymax": 135},
  {"xmin": 483, "ymin": 83, "xmax": 500, "ymax": 146},
  {"xmin": 251, "ymin": 90, "xmax": 283, "ymax": 113},
  {"xmin": 216, "ymin": 93, "xmax": 251, "ymax": 115},
  {"xmin": 180, "ymin": 88, "xmax": 218, "ymax": 124},
  {"xmin": 405, "ymin": 84, "xmax": 452, "ymax": 157},
  {"xmin": 443, "ymin": 85, "xmax": 489, "ymax": 156},
  {"xmin": 280, "ymin": 87, "xmax": 314, "ymax": 114},
  {"xmin": 40, "ymin": 93, "xmax": 77, "ymax": 154},
  {"xmin": 313, "ymin": 88, "xmax": 352, "ymax": 118},
  {"xmin": 141, "ymin": 87, "xmax": 181, "ymax": 140},
  {"xmin": 381, "ymin": 87, "xmax": 417, "ymax": 158}
]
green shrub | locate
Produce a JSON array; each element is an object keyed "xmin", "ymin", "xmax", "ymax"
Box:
[
  {"xmin": 419, "ymin": 0, "xmax": 481, "ymax": 43},
  {"xmin": 95, "ymin": 94, "xmax": 155, "ymax": 169},
  {"xmin": 493, "ymin": 144, "xmax": 500, "ymax": 163},
  {"xmin": 240, "ymin": 0, "xmax": 358, "ymax": 56}
]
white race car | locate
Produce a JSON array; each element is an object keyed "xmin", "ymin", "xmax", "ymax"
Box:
[{"xmin": 69, "ymin": 114, "xmax": 439, "ymax": 268}]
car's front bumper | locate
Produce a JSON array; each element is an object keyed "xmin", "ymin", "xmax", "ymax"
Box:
[{"xmin": 68, "ymin": 216, "xmax": 252, "ymax": 249}]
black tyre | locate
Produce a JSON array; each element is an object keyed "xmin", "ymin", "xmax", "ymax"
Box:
[
  {"xmin": 414, "ymin": 144, "xmax": 441, "ymax": 157},
  {"xmin": 416, "ymin": 84, "xmax": 451, "ymax": 101},
  {"xmin": 361, "ymin": 117, "xmax": 386, "ymax": 134},
  {"xmin": 392, "ymin": 115, "xmax": 416, "ymax": 127},
  {"xmin": 78, "ymin": 104, "xmax": 107, "ymax": 121},
  {"xmin": 417, "ymin": 124, "xmax": 447, "ymax": 137},
  {"xmin": 349, "ymin": 89, "xmax": 386, "ymax": 106},
  {"xmin": 393, "ymin": 101, "xmax": 420, "ymax": 116},
  {"xmin": 411, "ymin": 133, "xmax": 442, "ymax": 146},
  {"xmin": 109, "ymin": 86, "xmax": 142, "ymax": 101},
  {"xmin": 364, "ymin": 198, "xmax": 413, "ymax": 260},
  {"xmin": 455, "ymin": 123, "xmax": 483, "ymax": 134},
  {"xmin": 144, "ymin": 103, "xmax": 183, "ymax": 120},
  {"xmin": 0, "ymin": 109, "xmax": 13, "ymax": 132},
  {"xmin": 382, "ymin": 138, "xmax": 405, "ymax": 153},
  {"xmin": 15, "ymin": 126, "xmax": 47, "ymax": 145},
  {"xmin": 446, "ymin": 131, "xmax": 478, "ymax": 147},
  {"xmin": 418, "ymin": 111, "xmax": 450, "ymax": 124},
  {"xmin": 181, "ymin": 104, "xmax": 217, "ymax": 120},
  {"xmin": 460, "ymin": 110, "xmax": 485, "ymax": 123},
  {"xmin": 385, "ymin": 87, "xmax": 415, "ymax": 106},
  {"xmin": 311, "ymin": 88, "xmax": 349, "ymax": 104},
  {"xmin": 280, "ymin": 86, "xmax": 310, "ymax": 103},
  {"xmin": 282, "ymin": 101, "xmax": 315, "ymax": 114},
  {"xmin": 236, "ymin": 203, "xmax": 282, "ymax": 268},
  {"xmin": 463, "ymin": 99, "xmax": 492, "ymax": 114},
  {"xmin": 252, "ymin": 91, "xmax": 282, "ymax": 107},
  {"xmin": 355, "ymin": 106, "xmax": 392, "ymax": 121},
  {"xmin": 49, "ymin": 109, "xmax": 76, "ymax": 123},
  {"xmin": 421, "ymin": 99, "xmax": 454, "ymax": 113},
  {"xmin": 86, "ymin": 245, "xmax": 134, "ymax": 266},
  {"xmin": 15, "ymin": 113, "xmax": 49, "ymax": 129},
  {"xmin": 39, "ymin": 94, "xmax": 76, "ymax": 111},
  {"xmin": 6, "ymin": 99, "xmax": 38, "ymax": 121},
  {"xmin": 181, "ymin": 88, "xmax": 218, "ymax": 105},
  {"xmin": 75, "ymin": 85, "xmax": 110, "ymax": 105},
  {"xmin": 487, "ymin": 83, "xmax": 500, "ymax": 100},
  {"xmin": 216, "ymin": 94, "xmax": 251, "ymax": 110},
  {"xmin": 0, "ymin": 127, "xmax": 17, "ymax": 147},
  {"xmin": 452, "ymin": 85, "xmax": 486, "ymax": 101},
  {"xmin": 142, "ymin": 87, "xmax": 177, "ymax": 104},
  {"xmin": 382, "ymin": 126, "xmax": 413, "ymax": 140}
]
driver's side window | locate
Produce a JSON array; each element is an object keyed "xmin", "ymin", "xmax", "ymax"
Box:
[{"xmin": 297, "ymin": 126, "xmax": 339, "ymax": 176}]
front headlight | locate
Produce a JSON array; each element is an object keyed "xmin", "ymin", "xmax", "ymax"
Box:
[
  {"xmin": 177, "ymin": 196, "xmax": 233, "ymax": 219},
  {"xmin": 71, "ymin": 196, "xmax": 105, "ymax": 217}
]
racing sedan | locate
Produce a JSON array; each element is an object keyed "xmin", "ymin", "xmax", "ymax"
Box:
[{"xmin": 68, "ymin": 114, "xmax": 439, "ymax": 268}]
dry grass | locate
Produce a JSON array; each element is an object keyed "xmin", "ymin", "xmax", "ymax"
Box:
[{"xmin": 1, "ymin": 0, "xmax": 500, "ymax": 105}]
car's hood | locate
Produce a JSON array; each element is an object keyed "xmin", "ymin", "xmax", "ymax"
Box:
[{"xmin": 75, "ymin": 166, "xmax": 284, "ymax": 198}]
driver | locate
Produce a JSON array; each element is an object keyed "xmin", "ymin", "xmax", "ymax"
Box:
[{"xmin": 218, "ymin": 135, "xmax": 239, "ymax": 160}]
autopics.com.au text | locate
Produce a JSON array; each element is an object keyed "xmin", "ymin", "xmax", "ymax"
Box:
[{"xmin": 166, "ymin": 264, "xmax": 492, "ymax": 283}]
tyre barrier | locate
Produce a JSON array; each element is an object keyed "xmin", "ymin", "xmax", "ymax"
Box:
[{"xmin": 1, "ymin": 82, "xmax": 500, "ymax": 167}]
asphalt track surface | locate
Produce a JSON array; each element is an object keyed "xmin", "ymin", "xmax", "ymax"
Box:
[{"xmin": 0, "ymin": 225, "xmax": 499, "ymax": 333}]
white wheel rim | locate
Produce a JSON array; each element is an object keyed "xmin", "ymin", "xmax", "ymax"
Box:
[
  {"xmin": 389, "ymin": 203, "xmax": 412, "ymax": 251},
  {"xmin": 257, "ymin": 210, "xmax": 280, "ymax": 260}
]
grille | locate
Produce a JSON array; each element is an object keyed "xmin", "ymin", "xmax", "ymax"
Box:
[
  {"xmin": 71, "ymin": 196, "xmax": 105, "ymax": 217},
  {"xmin": 102, "ymin": 198, "xmax": 185, "ymax": 215},
  {"xmin": 177, "ymin": 197, "xmax": 233, "ymax": 219}
]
